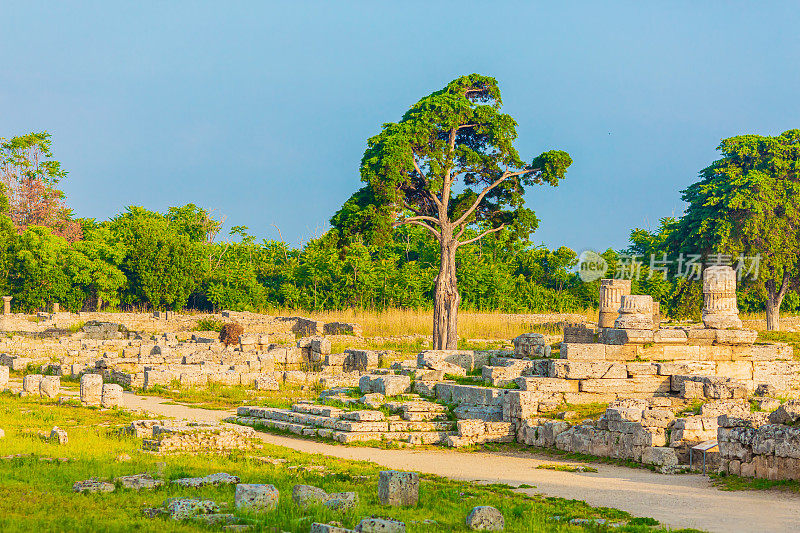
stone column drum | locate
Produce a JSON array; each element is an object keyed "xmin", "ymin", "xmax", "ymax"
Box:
[
  {"xmin": 598, "ymin": 279, "xmax": 631, "ymax": 328},
  {"xmin": 702, "ymin": 266, "xmax": 742, "ymax": 329},
  {"xmin": 101, "ymin": 383, "xmax": 123, "ymax": 408},
  {"xmin": 614, "ymin": 295, "xmax": 654, "ymax": 330},
  {"xmin": 80, "ymin": 374, "xmax": 104, "ymax": 406},
  {"xmin": 2, "ymin": 296, "xmax": 11, "ymax": 315}
]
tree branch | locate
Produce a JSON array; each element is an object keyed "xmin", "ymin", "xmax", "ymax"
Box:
[
  {"xmin": 411, "ymin": 149, "xmax": 442, "ymax": 209},
  {"xmin": 453, "ymin": 168, "xmax": 535, "ymax": 228},
  {"xmin": 456, "ymin": 224, "xmax": 506, "ymax": 247},
  {"xmin": 394, "ymin": 219, "xmax": 441, "ymax": 240},
  {"xmin": 398, "ymin": 215, "xmax": 440, "ymax": 225}
]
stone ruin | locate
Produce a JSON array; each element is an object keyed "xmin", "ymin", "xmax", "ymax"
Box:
[
  {"xmin": 226, "ymin": 265, "xmax": 800, "ymax": 479},
  {"xmin": 5, "ymin": 267, "xmax": 800, "ymax": 481}
]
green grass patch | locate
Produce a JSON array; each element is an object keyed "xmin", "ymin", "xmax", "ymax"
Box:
[
  {"xmin": 536, "ymin": 464, "xmax": 598, "ymax": 473},
  {"xmin": 710, "ymin": 471, "xmax": 800, "ymax": 492},
  {"xmin": 137, "ymin": 383, "xmax": 319, "ymax": 410},
  {"xmin": 0, "ymin": 392, "xmax": 674, "ymax": 532},
  {"xmin": 192, "ymin": 318, "xmax": 224, "ymax": 332}
]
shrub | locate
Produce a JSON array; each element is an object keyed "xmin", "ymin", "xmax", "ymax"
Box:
[{"xmin": 219, "ymin": 322, "xmax": 244, "ymax": 346}]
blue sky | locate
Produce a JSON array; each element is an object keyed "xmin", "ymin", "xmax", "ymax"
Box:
[{"xmin": 2, "ymin": 2, "xmax": 799, "ymax": 251}]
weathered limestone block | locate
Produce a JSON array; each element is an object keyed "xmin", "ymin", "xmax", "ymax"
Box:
[
  {"xmin": 22, "ymin": 374, "xmax": 43, "ymax": 395},
  {"xmin": 378, "ymin": 470, "xmax": 419, "ymax": 506},
  {"xmin": 715, "ymin": 361, "xmax": 754, "ymax": 381},
  {"xmin": 101, "ymin": 383, "xmax": 123, "ymax": 408},
  {"xmin": 653, "ymin": 329, "xmax": 687, "ymax": 344},
  {"xmin": 550, "ymin": 361, "xmax": 627, "ymax": 379},
  {"xmin": 465, "ymin": 505, "xmax": 505, "ymax": 531},
  {"xmin": 687, "ymin": 328, "xmax": 717, "ymax": 345},
  {"xmin": 626, "ymin": 362, "xmax": 658, "ymax": 376},
  {"xmin": 80, "ymin": 373, "xmax": 104, "ymax": 406},
  {"xmin": 600, "ymin": 328, "xmax": 654, "ymax": 345},
  {"xmin": 0, "ymin": 365, "xmax": 7, "ymax": 390},
  {"xmin": 50, "ymin": 426, "xmax": 68, "ymax": 444},
  {"xmin": 642, "ymin": 446, "xmax": 678, "ymax": 467},
  {"xmin": 614, "ymin": 295, "xmax": 654, "ymax": 330},
  {"xmin": 769, "ymin": 400, "xmax": 800, "ymax": 425},
  {"xmin": 355, "ymin": 518, "xmax": 406, "ymax": 533},
  {"xmin": 73, "ymin": 479, "xmax": 115, "ymax": 493},
  {"xmin": 512, "ymin": 333, "xmax": 546, "ymax": 358},
  {"xmin": 254, "ymin": 374, "xmax": 280, "ymax": 391},
  {"xmin": 658, "ymin": 361, "xmax": 716, "ymax": 376},
  {"xmin": 417, "ymin": 350, "xmax": 475, "ymax": 372},
  {"xmin": 560, "ymin": 343, "xmax": 605, "ymax": 361},
  {"xmin": 173, "ymin": 473, "xmax": 240, "ymax": 488},
  {"xmin": 311, "ymin": 523, "xmax": 357, "ymax": 533},
  {"xmin": 702, "ymin": 266, "xmax": 742, "ymax": 329},
  {"xmin": 344, "ymin": 349, "xmax": 379, "ymax": 371},
  {"xmin": 311, "ymin": 337, "xmax": 331, "ymax": 355},
  {"xmin": 39, "ymin": 376, "xmax": 60, "ymax": 398},
  {"xmin": 234, "ymin": 484, "xmax": 279, "ymax": 511},
  {"xmin": 598, "ymin": 278, "xmax": 631, "ymax": 328},
  {"xmin": 515, "ymin": 376, "xmax": 579, "ymax": 393},
  {"xmin": 715, "ymin": 329, "xmax": 757, "ymax": 345},
  {"xmin": 563, "ymin": 323, "xmax": 596, "ymax": 343},
  {"xmin": 292, "ymin": 484, "xmax": 329, "ymax": 507}
]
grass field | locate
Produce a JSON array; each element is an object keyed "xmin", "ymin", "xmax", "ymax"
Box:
[
  {"xmin": 0, "ymin": 393, "xmax": 689, "ymax": 532},
  {"xmin": 266, "ymin": 307, "xmax": 597, "ymax": 339}
]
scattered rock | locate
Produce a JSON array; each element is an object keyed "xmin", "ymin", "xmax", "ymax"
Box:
[
  {"xmin": 235, "ymin": 483, "xmax": 279, "ymax": 511},
  {"xmin": 324, "ymin": 492, "xmax": 358, "ymax": 511},
  {"xmin": 311, "ymin": 523, "xmax": 357, "ymax": 533},
  {"xmin": 173, "ymin": 472, "xmax": 240, "ymax": 488},
  {"xmin": 49, "ymin": 426, "xmax": 68, "ymax": 445},
  {"xmin": 115, "ymin": 473, "xmax": 164, "ymax": 490},
  {"xmin": 378, "ymin": 471, "xmax": 419, "ymax": 506},
  {"xmin": 360, "ymin": 393, "xmax": 386, "ymax": 409},
  {"xmin": 0, "ymin": 429, "xmax": 4, "ymax": 439},
  {"xmin": 73, "ymin": 479, "xmax": 115, "ymax": 493},
  {"xmin": 292, "ymin": 484, "xmax": 329, "ymax": 507},
  {"xmin": 165, "ymin": 498, "xmax": 220, "ymax": 519},
  {"xmin": 466, "ymin": 506, "xmax": 504, "ymax": 531},
  {"xmin": 768, "ymin": 399, "xmax": 800, "ymax": 425},
  {"xmin": 39, "ymin": 376, "xmax": 61, "ymax": 399},
  {"xmin": 355, "ymin": 517, "xmax": 406, "ymax": 533},
  {"xmin": 116, "ymin": 453, "xmax": 132, "ymax": 462},
  {"xmin": 194, "ymin": 513, "xmax": 238, "ymax": 525}
]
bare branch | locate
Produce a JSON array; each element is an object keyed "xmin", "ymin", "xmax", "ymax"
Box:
[
  {"xmin": 453, "ymin": 168, "xmax": 535, "ymax": 228},
  {"xmin": 394, "ymin": 218, "xmax": 441, "ymax": 240},
  {"xmin": 456, "ymin": 224, "xmax": 505, "ymax": 247}
]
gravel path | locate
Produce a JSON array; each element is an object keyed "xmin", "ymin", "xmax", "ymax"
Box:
[{"xmin": 119, "ymin": 392, "xmax": 800, "ymax": 533}]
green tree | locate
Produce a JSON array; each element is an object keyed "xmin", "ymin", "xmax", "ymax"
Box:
[
  {"xmin": 109, "ymin": 206, "xmax": 205, "ymax": 311},
  {"xmin": 672, "ymin": 130, "xmax": 800, "ymax": 330},
  {"xmin": 0, "ymin": 132, "xmax": 82, "ymax": 241},
  {"xmin": 332, "ymin": 74, "xmax": 571, "ymax": 348}
]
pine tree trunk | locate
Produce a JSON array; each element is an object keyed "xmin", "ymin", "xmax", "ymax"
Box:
[
  {"xmin": 766, "ymin": 291, "xmax": 783, "ymax": 331},
  {"xmin": 433, "ymin": 238, "xmax": 460, "ymax": 350}
]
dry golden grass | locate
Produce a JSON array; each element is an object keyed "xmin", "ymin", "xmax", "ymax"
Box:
[{"xmin": 266, "ymin": 307, "xmax": 596, "ymax": 340}]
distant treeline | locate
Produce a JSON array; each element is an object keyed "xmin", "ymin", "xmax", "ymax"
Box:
[{"xmin": 0, "ymin": 202, "xmax": 792, "ymax": 317}]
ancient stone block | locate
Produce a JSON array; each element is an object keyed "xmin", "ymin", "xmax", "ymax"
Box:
[
  {"xmin": 600, "ymin": 328, "xmax": 654, "ymax": 345},
  {"xmin": 702, "ymin": 266, "xmax": 742, "ymax": 329},
  {"xmin": 653, "ymin": 329, "xmax": 687, "ymax": 344},
  {"xmin": 560, "ymin": 343, "xmax": 605, "ymax": 361},
  {"xmin": 22, "ymin": 374, "xmax": 43, "ymax": 395},
  {"xmin": 465, "ymin": 505, "xmax": 505, "ymax": 531},
  {"xmin": 715, "ymin": 329, "xmax": 757, "ymax": 346},
  {"xmin": 80, "ymin": 373, "xmax": 104, "ymax": 406},
  {"xmin": 512, "ymin": 333, "xmax": 546, "ymax": 358},
  {"xmin": 378, "ymin": 470, "xmax": 419, "ymax": 506},
  {"xmin": 0, "ymin": 366, "xmax": 7, "ymax": 390},
  {"xmin": 101, "ymin": 383, "xmax": 123, "ymax": 408},
  {"xmin": 598, "ymin": 278, "xmax": 631, "ymax": 328},
  {"xmin": 614, "ymin": 295, "xmax": 654, "ymax": 330},
  {"xmin": 234, "ymin": 484, "xmax": 279, "ymax": 511},
  {"xmin": 39, "ymin": 376, "xmax": 60, "ymax": 398}
]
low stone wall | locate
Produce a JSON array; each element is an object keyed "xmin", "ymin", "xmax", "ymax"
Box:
[
  {"xmin": 141, "ymin": 422, "xmax": 258, "ymax": 453},
  {"xmin": 718, "ymin": 410, "xmax": 800, "ymax": 481}
]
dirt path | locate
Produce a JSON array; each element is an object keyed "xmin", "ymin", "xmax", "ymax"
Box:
[{"xmin": 121, "ymin": 392, "xmax": 800, "ymax": 533}]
